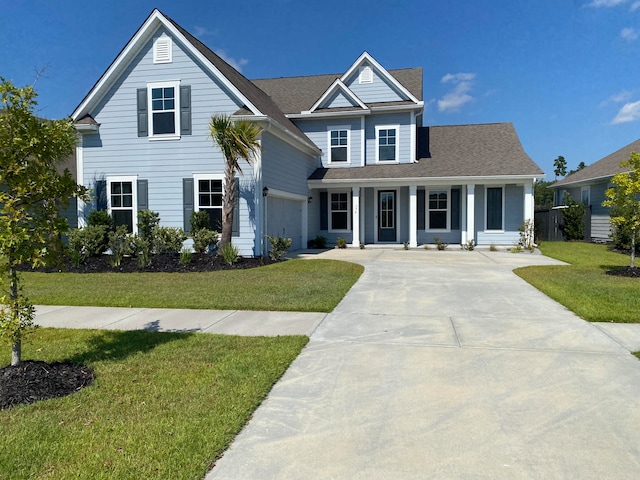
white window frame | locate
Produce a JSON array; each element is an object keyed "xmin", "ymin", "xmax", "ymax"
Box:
[
  {"xmin": 193, "ymin": 173, "xmax": 225, "ymax": 230},
  {"xmin": 359, "ymin": 65, "xmax": 373, "ymax": 84},
  {"xmin": 147, "ymin": 80, "xmax": 181, "ymax": 140},
  {"xmin": 153, "ymin": 34, "xmax": 172, "ymax": 64},
  {"xmin": 329, "ymin": 191, "xmax": 351, "ymax": 233},
  {"xmin": 106, "ymin": 175, "xmax": 138, "ymax": 233},
  {"xmin": 485, "ymin": 185, "xmax": 505, "ymax": 232},
  {"xmin": 581, "ymin": 186, "xmax": 591, "ymax": 206},
  {"xmin": 426, "ymin": 188, "xmax": 451, "ymax": 232},
  {"xmin": 375, "ymin": 125, "xmax": 399, "ymax": 163},
  {"xmin": 327, "ymin": 126, "xmax": 350, "ymax": 164}
]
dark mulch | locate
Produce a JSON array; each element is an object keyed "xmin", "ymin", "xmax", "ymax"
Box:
[
  {"xmin": 0, "ymin": 360, "xmax": 94, "ymax": 410},
  {"xmin": 606, "ymin": 266, "xmax": 640, "ymax": 278},
  {"xmin": 22, "ymin": 253, "xmax": 277, "ymax": 274}
]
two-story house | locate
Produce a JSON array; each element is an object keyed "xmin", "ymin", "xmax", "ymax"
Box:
[{"xmin": 72, "ymin": 9, "xmax": 543, "ymax": 256}]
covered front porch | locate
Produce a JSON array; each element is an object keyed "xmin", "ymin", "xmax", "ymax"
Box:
[{"xmin": 310, "ymin": 181, "xmax": 535, "ymax": 248}]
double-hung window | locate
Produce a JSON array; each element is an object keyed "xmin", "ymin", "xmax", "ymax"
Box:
[
  {"xmin": 195, "ymin": 175, "xmax": 223, "ymax": 232},
  {"xmin": 376, "ymin": 126, "xmax": 398, "ymax": 162},
  {"xmin": 428, "ymin": 190, "xmax": 449, "ymax": 230},
  {"xmin": 147, "ymin": 81, "xmax": 181, "ymax": 139},
  {"xmin": 107, "ymin": 176, "xmax": 137, "ymax": 233},
  {"xmin": 330, "ymin": 192, "xmax": 350, "ymax": 231},
  {"xmin": 328, "ymin": 128, "xmax": 349, "ymax": 163},
  {"xmin": 486, "ymin": 186, "xmax": 504, "ymax": 231}
]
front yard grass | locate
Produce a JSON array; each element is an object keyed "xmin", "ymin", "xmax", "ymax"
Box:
[
  {"xmin": 514, "ymin": 242, "xmax": 640, "ymax": 323},
  {"xmin": 22, "ymin": 259, "xmax": 363, "ymax": 312},
  {"xmin": 0, "ymin": 328, "xmax": 308, "ymax": 479}
]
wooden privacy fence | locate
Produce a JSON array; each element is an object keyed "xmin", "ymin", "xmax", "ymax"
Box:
[{"xmin": 534, "ymin": 206, "xmax": 592, "ymax": 242}]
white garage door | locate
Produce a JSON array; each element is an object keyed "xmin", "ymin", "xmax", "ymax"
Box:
[{"xmin": 266, "ymin": 197, "xmax": 303, "ymax": 251}]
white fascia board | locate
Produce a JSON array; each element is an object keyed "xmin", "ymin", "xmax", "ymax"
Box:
[
  {"xmin": 234, "ymin": 115, "xmax": 321, "ymax": 157},
  {"xmin": 308, "ymin": 174, "xmax": 541, "ymax": 189},
  {"xmin": 72, "ymin": 9, "xmax": 262, "ymax": 121},
  {"xmin": 370, "ymin": 102, "xmax": 424, "ymax": 112},
  {"xmin": 340, "ymin": 51, "xmax": 421, "ymax": 104},
  {"xmin": 554, "ymin": 173, "xmax": 619, "ymax": 188},
  {"xmin": 75, "ymin": 124, "xmax": 100, "ymax": 134},
  {"xmin": 305, "ymin": 79, "xmax": 368, "ymax": 113},
  {"xmin": 288, "ymin": 110, "xmax": 371, "ymax": 119}
]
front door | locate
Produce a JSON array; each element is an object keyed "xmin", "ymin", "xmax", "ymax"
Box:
[{"xmin": 378, "ymin": 190, "xmax": 396, "ymax": 242}]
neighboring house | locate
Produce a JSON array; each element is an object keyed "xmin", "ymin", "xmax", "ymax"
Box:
[
  {"xmin": 71, "ymin": 9, "xmax": 543, "ymax": 256},
  {"xmin": 553, "ymin": 138, "xmax": 640, "ymax": 242}
]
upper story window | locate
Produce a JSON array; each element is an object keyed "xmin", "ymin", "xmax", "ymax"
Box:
[
  {"xmin": 376, "ymin": 126, "xmax": 399, "ymax": 163},
  {"xmin": 428, "ymin": 190, "xmax": 449, "ymax": 230},
  {"xmin": 153, "ymin": 35, "xmax": 172, "ymax": 64},
  {"xmin": 328, "ymin": 128, "xmax": 350, "ymax": 163},
  {"xmin": 139, "ymin": 81, "xmax": 188, "ymax": 140},
  {"xmin": 151, "ymin": 86, "xmax": 176, "ymax": 135},
  {"xmin": 359, "ymin": 65, "xmax": 373, "ymax": 84}
]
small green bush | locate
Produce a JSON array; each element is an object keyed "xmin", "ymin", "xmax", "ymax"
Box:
[
  {"xmin": 266, "ymin": 235, "xmax": 292, "ymax": 261},
  {"xmin": 561, "ymin": 197, "xmax": 585, "ymax": 241},
  {"xmin": 67, "ymin": 225, "xmax": 108, "ymax": 265},
  {"xmin": 108, "ymin": 225, "xmax": 132, "ymax": 267},
  {"xmin": 154, "ymin": 227, "xmax": 187, "ymax": 254},
  {"xmin": 179, "ymin": 247, "xmax": 193, "ymax": 265},
  {"xmin": 403, "ymin": 242, "xmax": 409, "ymax": 250},
  {"xmin": 434, "ymin": 237, "xmax": 448, "ymax": 251},
  {"xmin": 308, "ymin": 236, "xmax": 327, "ymax": 249},
  {"xmin": 489, "ymin": 243, "xmax": 498, "ymax": 252},
  {"xmin": 192, "ymin": 229, "xmax": 219, "ymax": 254},
  {"xmin": 190, "ymin": 210, "xmax": 211, "ymax": 233},
  {"xmin": 220, "ymin": 242, "xmax": 240, "ymax": 265},
  {"xmin": 130, "ymin": 234, "xmax": 152, "ymax": 268},
  {"xmin": 87, "ymin": 210, "xmax": 113, "ymax": 230},
  {"xmin": 460, "ymin": 239, "xmax": 475, "ymax": 251},
  {"xmin": 137, "ymin": 209, "xmax": 160, "ymax": 242},
  {"xmin": 336, "ymin": 238, "xmax": 347, "ymax": 249}
]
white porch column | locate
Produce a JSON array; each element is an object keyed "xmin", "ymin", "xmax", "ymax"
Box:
[
  {"xmin": 351, "ymin": 186, "xmax": 360, "ymax": 247},
  {"xmin": 409, "ymin": 185, "xmax": 417, "ymax": 247},
  {"xmin": 524, "ymin": 181, "xmax": 534, "ymax": 222},
  {"xmin": 466, "ymin": 184, "xmax": 475, "ymax": 243}
]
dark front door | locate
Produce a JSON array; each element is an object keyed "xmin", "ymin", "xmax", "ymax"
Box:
[{"xmin": 378, "ymin": 190, "xmax": 396, "ymax": 242}]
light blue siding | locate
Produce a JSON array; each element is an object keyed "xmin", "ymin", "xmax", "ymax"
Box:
[
  {"xmin": 322, "ymin": 90, "xmax": 358, "ymax": 109},
  {"xmin": 473, "ymin": 184, "xmax": 524, "ymax": 245},
  {"xmin": 261, "ymin": 131, "xmax": 318, "ymax": 195},
  {"xmin": 296, "ymin": 117, "xmax": 362, "ymax": 167},
  {"xmin": 344, "ymin": 65, "xmax": 407, "ymax": 103},
  {"xmin": 590, "ymin": 181, "xmax": 609, "ymax": 215},
  {"xmin": 505, "ymin": 184, "xmax": 524, "ymax": 231},
  {"xmin": 364, "ymin": 112, "xmax": 413, "ymax": 164}
]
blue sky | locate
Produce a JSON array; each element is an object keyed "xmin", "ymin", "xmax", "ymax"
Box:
[{"xmin": 2, "ymin": 0, "xmax": 639, "ymax": 179}]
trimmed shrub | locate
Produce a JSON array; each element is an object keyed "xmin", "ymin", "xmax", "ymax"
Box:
[
  {"xmin": 137, "ymin": 209, "xmax": 160, "ymax": 242},
  {"xmin": 153, "ymin": 227, "xmax": 187, "ymax": 254},
  {"xmin": 336, "ymin": 237, "xmax": 347, "ymax": 249},
  {"xmin": 190, "ymin": 210, "xmax": 210, "ymax": 233},
  {"xmin": 193, "ymin": 229, "xmax": 219, "ymax": 254},
  {"xmin": 561, "ymin": 198, "xmax": 585, "ymax": 241},
  {"xmin": 308, "ymin": 236, "xmax": 327, "ymax": 249},
  {"xmin": 67, "ymin": 225, "xmax": 108, "ymax": 265},
  {"xmin": 266, "ymin": 235, "xmax": 292, "ymax": 261}
]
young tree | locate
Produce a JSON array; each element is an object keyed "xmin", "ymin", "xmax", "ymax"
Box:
[
  {"xmin": 534, "ymin": 179, "xmax": 555, "ymax": 209},
  {"xmin": 553, "ymin": 155, "xmax": 567, "ymax": 180},
  {"xmin": 0, "ymin": 78, "xmax": 88, "ymax": 365},
  {"xmin": 603, "ymin": 152, "xmax": 640, "ymax": 268},
  {"xmin": 209, "ymin": 114, "xmax": 262, "ymax": 248}
]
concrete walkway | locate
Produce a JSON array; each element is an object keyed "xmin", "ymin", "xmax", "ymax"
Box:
[{"xmin": 207, "ymin": 249, "xmax": 640, "ymax": 480}]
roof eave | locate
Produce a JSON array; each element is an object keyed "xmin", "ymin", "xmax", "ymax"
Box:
[
  {"xmin": 308, "ymin": 173, "xmax": 541, "ymax": 188},
  {"xmin": 234, "ymin": 114, "xmax": 321, "ymax": 157}
]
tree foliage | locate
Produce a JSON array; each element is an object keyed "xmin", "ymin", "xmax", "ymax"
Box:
[
  {"xmin": 209, "ymin": 114, "xmax": 262, "ymax": 248},
  {"xmin": 553, "ymin": 155, "xmax": 567, "ymax": 179},
  {"xmin": 603, "ymin": 152, "xmax": 640, "ymax": 268},
  {"xmin": 534, "ymin": 179, "xmax": 555, "ymax": 209},
  {"xmin": 561, "ymin": 195, "xmax": 585, "ymax": 241},
  {"xmin": 0, "ymin": 78, "xmax": 88, "ymax": 365}
]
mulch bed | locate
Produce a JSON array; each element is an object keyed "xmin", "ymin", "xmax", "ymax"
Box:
[
  {"xmin": 0, "ymin": 361, "xmax": 94, "ymax": 410},
  {"xmin": 606, "ymin": 266, "xmax": 640, "ymax": 278},
  {"xmin": 22, "ymin": 253, "xmax": 278, "ymax": 274}
]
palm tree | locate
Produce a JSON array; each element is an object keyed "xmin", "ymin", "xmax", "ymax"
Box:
[{"xmin": 209, "ymin": 114, "xmax": 262, "ymax": 248}]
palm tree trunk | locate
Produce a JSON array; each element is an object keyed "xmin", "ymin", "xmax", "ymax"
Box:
[{"xmin": 220, "ymin": 162, "xmax": 236, "ymax": 248}]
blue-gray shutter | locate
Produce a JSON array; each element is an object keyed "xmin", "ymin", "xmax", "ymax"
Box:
[
  {"xmin": 232, "ymin": 178, "xmax": 239, "ymax": 237},
  {"xmin": 320, "ymin": 191, "xmax": 328, "ymax": 230},
  {"xmin": 137, "ymin": 88, "xmax": 148, "ymax": 137},
  {"xmin": 95, "ymin": 180, "xmax": 107, "ymax": 211},
  {"xmin": 183, "ymin": 178, "xmax": 194, "ymax": 233},
  {"xmin": 451, "ymin": 188, "xmax": 461, "ymax": 230},
  {"xmin": 137, "ymin": 179, "xmax": 148, "ymax": 212},
  {"xmin": 180, "ymin": 85, "xmax": 191, "ymax": 135},
  {"xmin": 417, "ymin": 189, "xmax": 425, "ymax": 230}
]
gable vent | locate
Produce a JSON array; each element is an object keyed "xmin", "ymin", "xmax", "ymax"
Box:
[
  {"xmin": 359, "ymin": 65, "xmax": 373, "ymax": 84},
  {"xmin": 153, "ymin": 35, "xmax": 172, "ymax": 64}
]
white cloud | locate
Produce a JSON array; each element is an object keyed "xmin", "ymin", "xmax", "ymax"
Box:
[
  {"xmin": 620, "ymin": 27, "xmax": 639, "ymax": 41},
  {"xmin": 631, "ymin": 1, "xmax": 640, "ymax": 10},
  {"xmin": 437, "ymin": 72, "xmax": 476, "ymax": 112},
  {"xmin": 585, "ymin": 0, "xmax": 627, "ymax": 7},
  {"xmin": 600, "ymin": 90, "xmax": 633, "ymax": 107},
  {"xmin": 612, "ymin": 100, "xmax": 640, "ymax": 124},
  {"xmin": 194, "ymin": 26, "xmax": 215, "ymax": 38},
  {"xmin": 215, "ymin": 49, "xmax": 249, "ymax": 72}
]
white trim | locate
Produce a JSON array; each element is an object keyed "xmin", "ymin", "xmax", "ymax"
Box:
[
  {"xmin": 425, "ymin": 188, "xmax": 451, "ymax": 232},
  {"xmin": 263, "ymin": 188, "xmax": 307, "ymax": 202},
  {"xmin": 328, "ymin": 190, "xmax": 351, "ymax": 233},
  {"xmin": 288, "ymin": 110, "xmax": 370, "ymax": 119},
  {"xmin": 304, "ymin": 79, "xmax": 368, "ymax": 114},
  {"xmin": 72, "ymin": 9, "xmax": 263, "ymax": 121},
  {"xmin": 235, "ymin": 116, "xmax": 320, "ymax": 157},
  {"xmin": 106, "ymin": 175, "xmax": 138, "ymax": 233},
  {"xmin": 374, "ymin": 187, "xmax": 400, "ymax": 243},
  {"xmin": 410, "ymin": 111, "xmax": 416, "ymax": 163},
  {"xmin": 351, "ymin": 187, "xmax": 360, "ymax": 246},
  {"xmin": 524, "ymin": 181, "xmax": 534, "ymax": 223},
  {"xmin": 76, "ymin": 144, "xmax": 85, "ymax": 228},
  {"xmin": 340, "ymin": 52, "xmax": 421, "ymax": 104},
  {"xmin": 359, "ymin": 66, "xmax": 373, "ymax": 84},
  {"xmin": 485, "ymin": 185, "xmax": 505, "ymax": 232},
  {"xmin": 327, "ymin": 126, "xmax": 351, "ymax": 165},
  {"xmin": 147, "ymin": 80, "xmax": 181, "ymax": 140},
  {"xmin": 153, "ymin": 34, "xmax": 172, "ymax": 64},
  {"xmin": 409, "ymin": 185, "xmax": 417, "ymax": 247},
  {"xmin": 308, "ymin": 174, "xmax": 540, "ymax": 189},
  {"xmin": 360, "ymin": 116, "xmax": 366, "ymax": 167},
  {"xmin": 375, "ymin": 125, "xmax": 400, "ymax": 164},
  {"xmin": 466, "ymin": 184, "xmax": 475, "ymax": 243}
]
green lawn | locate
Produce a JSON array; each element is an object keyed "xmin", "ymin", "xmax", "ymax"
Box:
[
  {"xmin": 0, "ymin": 328, "xmax": 307, "ymax": 479},
  {"xmin": 22, "ymin": 259, "xmax": 363, "ymax": 312},
  {"xmin": 514, "ymin": 242, "xmax": 640, "ymax": 323}
]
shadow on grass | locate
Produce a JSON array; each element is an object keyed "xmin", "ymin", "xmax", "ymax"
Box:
[{"xmin": 65, "ymin": 323, "xmax": 196, "ymax": 365}]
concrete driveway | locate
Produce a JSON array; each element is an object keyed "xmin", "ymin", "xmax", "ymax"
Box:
[{"xmin": 208, "ymin": 249, "xmax": 640, "ymax": 480}]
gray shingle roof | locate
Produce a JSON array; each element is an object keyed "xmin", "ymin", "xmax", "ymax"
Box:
[
  {"xmin": 554, "ymin": 138, "xmax": 640, "ymax": 187},
  {"xmin": 252, "ymin": 68, "xmax": 423, "ymax": 114},
  {"xmin": 308, "ymin": 123, "xmax": 543, "ymax": 182}
]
